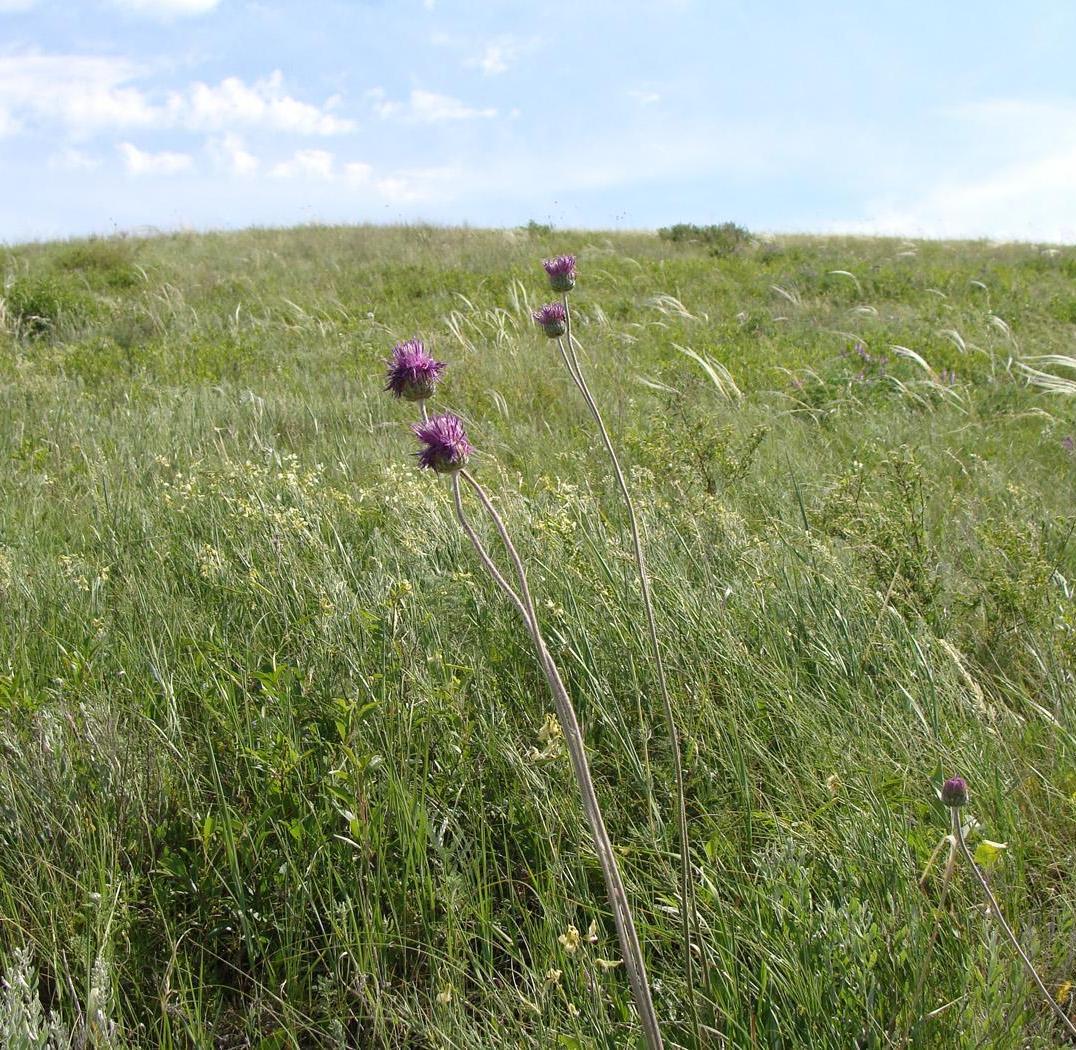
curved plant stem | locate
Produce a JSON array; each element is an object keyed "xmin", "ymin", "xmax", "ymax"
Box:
[
  {"xmin": 559, "ymin": 295, "xmax": 705, "ymax": 1039},
  {"xmin": 451, "ymin": 475, "xmax": 528, "ymax": 626},
  {"xmin": 950, "ymin": 808, "xmax": 1076, "ymax": 1041},
  {"xmin": 452, "ymin": 467, "xmax": 664, "ymax": 1050}
]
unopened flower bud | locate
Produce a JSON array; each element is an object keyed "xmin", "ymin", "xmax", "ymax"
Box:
[{"xmin": 941, "ymin": 776, "xmax": 968, "ymax": 808}]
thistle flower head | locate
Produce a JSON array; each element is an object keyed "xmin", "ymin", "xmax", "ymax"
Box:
[
  {"xmin": 411, "ymin": 412, "xmax": 474, "ymax": 473},
  {"xmin": 941, "ymin": 776, "xmax": 968, "ymax": 808},
  {"xmin": 533, "ymin": 301, "xmax": 567, "ymax": 338},
  {"xmin": 543, "ymin": 254, "xmax": 576, "ymax": 293},
  {"xmin": 385, "ymin": 338, "xmax": 446, "ymax": 401}
]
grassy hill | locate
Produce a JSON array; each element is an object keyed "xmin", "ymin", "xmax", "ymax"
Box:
[{"xmin": 1, "ymin": 225, "xmax": 1075, "ymax": 1047}]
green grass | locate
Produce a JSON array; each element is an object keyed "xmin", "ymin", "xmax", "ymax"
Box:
[{"xmin": 0, "ymin": 224, "xmax": 1075, "ymax": 1048}]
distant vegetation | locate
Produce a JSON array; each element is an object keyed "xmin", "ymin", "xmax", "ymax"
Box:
[
  {"xmin": 0, "ymin": 224, "xmax": 1074, "ymax": 1047},
  {"xmin": 657, "ymin": 221, "xmax": 753, "ymax": 256}
]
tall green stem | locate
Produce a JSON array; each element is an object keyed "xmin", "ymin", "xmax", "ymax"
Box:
[
  {"xmin": 449, "ymin": 468, "xmax": 664, "ymax": 1049},
  {"xmin": 559, "ymin": 296, "xmax": 705, "ymax": 1040}
]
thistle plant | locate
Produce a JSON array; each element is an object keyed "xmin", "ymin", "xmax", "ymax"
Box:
[
  {"xmin": 385, "ymin": 341, "xmax": 665, "ymax": 1049},
  {"xmin": 536, "ymin": 254, "xmax": 705, "ymax": 1039},
  {"xmin": 385, "ymin": 338, "xmax": 446, "ymax": 402},
  {"xmin": 938, "ymin": 777, "xmax": 1076, "ymax": 1041}
]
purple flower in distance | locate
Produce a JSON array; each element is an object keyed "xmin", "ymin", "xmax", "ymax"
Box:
[
  {"xmin": 385, "ymin": 338, "xmax": 446, "ymax": 401},
  {"xmin": 412, "ymin": 413, "xmax": 474, "ymax": 473},
  {"xmin": 533, "ymin": 301, "xmax": 567, "ymax": 338},
  {"xmin": 543, "ymin": 254, "xmax": 576, "ymax": 293},
  {"xmin": 941, "ymin": 776, "xmax": 968, "ymax": 808},
  {"xmin": 1062, "ymin": 435, "xmax": 1075, "ymax": 454}
]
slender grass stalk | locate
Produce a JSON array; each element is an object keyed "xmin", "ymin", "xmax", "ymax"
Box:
[
  {"xmin": 450, "ymin": 466, "xmax": 664, "ymax": 1050},
  {"xmin": 558, "ymin": 293, "xmax": 705, "ymax": 1038},
  {"xmin": 949, "ymin": 807, "xmax": 1076, "ymax": 1041}
]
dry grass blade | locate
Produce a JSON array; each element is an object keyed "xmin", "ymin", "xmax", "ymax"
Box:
[
  {"xmin": 645, "ymin": 294, "xmax": 700, "ymax": 320},
  {"xmin": 671, "ymin": 343, "xmax": 742, "ymax": 401}
]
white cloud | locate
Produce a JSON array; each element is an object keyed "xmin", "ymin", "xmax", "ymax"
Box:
[
  {"xmin": 463, "ymin": 35, "xmax": 536, "ymax": 77},
  {"xmin": 0, "ymin": 0, "xmax": 36, "ymax": 11},
  {"xmin": 173, "ymin": 72, "xmax": 354, "ymax": 134},
  {"xmin": 837, "ymin": 148, "xmax": 1076, "ymax": 243},
  {"xmin": 374, "ymin": 166, "xmax": 459, "ymax": 203},
  {"xmin": 834, "ymin": 98, "xmax": 1076, "ymax": 242},
  {"xmin": 207, "ymin": 133, "xmax": 258, "ymax": 175},
  {"xmin": 470, "ymin": 42, "xmax": 512, "ymax": 76},
  {"xmin": 0, "ymin": 54, "xmax": 354, "ymax": 138},
  {"xmin": 49, "ymin": 147, "xmax": 101, "ymax": 172},
  {"xmin": 118, "ymin": 141, "xmax": 193, "ymax": 175},
  {"xmin": 628, "ymin": 89, "xmax": 661, "ymax": 106},
  {"xmin": 110, "ymin": 0, "xmax": 221, "ymax": 15},
  {"xmin": 410, "ymin": 90, "xmax": 495, "ymax": 121},
  {"xmin": 343, "ymin": 160, "xmax": 373, "ymax": 183},
  {"xmin": 0, "ymin": 55, "xmax": 157, "ymax": 136},
  {"xmin": 369, "ymin": 88, "xmax": 496, "ymax": 123},
  {"xmin": 270, "ymin": 148, "xmax": 334, "ymax": 179}
]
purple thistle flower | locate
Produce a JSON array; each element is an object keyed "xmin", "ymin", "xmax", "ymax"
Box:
[
  {"xmin": 385, "ymin": 338, "xmax": 446, "ymax": 402},
  {"xmin": 543, "ymin": 254, "xmax": 576, "ymax": 293},
  {"xmin": 1062, "ymin": 435, "xmax": 1075, "ymax": 454},
  {"xmin": 412, "ymin": 413, "xmax": 474, "ymax": 474},
  {"xmin": 941, "ymin": 776, "xmax": 968, "ymax": 808},
  {"xmin": 533, "ymin": 301, "xmax": 567, "ymax": 339}
]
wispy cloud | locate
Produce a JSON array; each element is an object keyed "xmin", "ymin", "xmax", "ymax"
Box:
[
  {"xmin": 373, "ymin": 166, "xmax": 458, "ymax": 203},
  {"xmin": 838, "ymin": 147, "xmax": 1076, "ymax": 242},
  {"xmin": 466, "ymin": 37, "xmax": 530, "ymax": 77},
  {"xmin": 0, "ymin": 54, "xmax": 354, "ymax": 138},
  {"xmin": 118, "ymin": 141, "xmax": 193, "ymax": 174},
  {"xmin": 343, "ymin": 161, "xmax": 372, "ymax": 183},
  {"xmin": 0, "ymin": 55, "xmax": 156, "ymax": 136},
  {"xmin": 0, "ymin": 0, "xmax": 36, "ymax": 10},
  {"xmin": 109, "ymin": 0, "xmax": 221, "ymax": 16},
  {"xmin": 368, "ymin": 87, "xmax": 496, "ymax": 122},
  {"xmin": 176, "ymin": 72, "xmax": 354, "ymax": 134},
  {"xmin": 628, "ymin": 89, "xmax": 661, "ymax": 106},
  {"xmin": 207, "ymin": 132, "xmax": 258, "ymax": 175},
  {"xmin": 270, "ymin": 148, "xmax": 334, "ymax": 179},
  {"xmin": 834, "ymin": 98, "xmax": 1076, "ymax": 242},
  {"xmin": 49, "ymin": 147, "xmax": 101, "ymax": 172}
]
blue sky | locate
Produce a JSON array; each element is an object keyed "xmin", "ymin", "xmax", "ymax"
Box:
[{"xmin": 2, "ymin": 0, "xmax": 1075, "ymax": 243}]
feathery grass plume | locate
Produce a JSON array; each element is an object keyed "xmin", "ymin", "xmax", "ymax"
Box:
[
  {"xmin": 944, "ymin": 776, "xmax": 1076, "ymax": 1041},
  {"xmin": 542, "ymin": 257, "xmax": 705, "ymax": 1045},
  {"xmin": 387, "ymin": 342, "xmax": 665, "ymax": 1049},
  {"xmin": 533, "ymin": 302, "xmax": 567, "ymax": 338},
  {"xmin": 385, "ymin": 338, "xmax": 446, "ymax": 401},
  {"xmin": 543, "ymin": 254, "xmax": 577, "ymax": 293}
]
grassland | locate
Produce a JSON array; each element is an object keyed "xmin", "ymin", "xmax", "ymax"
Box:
[{"xmin": 0, "ymin": 224, "xmax": 1074, "ymax": 1048}]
